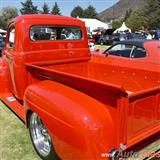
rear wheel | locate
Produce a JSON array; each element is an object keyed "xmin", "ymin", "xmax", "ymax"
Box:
[{"xmin": 28, "ymin": 112, "xmax": 60, "ymax": 160}]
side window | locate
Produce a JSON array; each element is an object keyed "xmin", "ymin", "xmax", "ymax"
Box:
[
  {"xmin": 107, "ymin": 44, "xmax": 133, "ymax": 57},
  {"xmin": 8, "ymin": 26, "xmax": 15, "ymax": 48},
  {"xmin": 131, "ymin": 47, "xmax": 146, "ymax": 58}
]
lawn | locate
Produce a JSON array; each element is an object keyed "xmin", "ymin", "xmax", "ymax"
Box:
[
  {"xmin": 95, "ymin": 44, "xmax": 109, "ymax": 51},
  {"xmin": 0, "ymin": 101, "xmax": 40, "ymax": 160}
]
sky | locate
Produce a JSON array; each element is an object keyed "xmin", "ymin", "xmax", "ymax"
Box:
[{"xmin": 0, "ymin": 0, "xmax": 119, "ymax": 16}]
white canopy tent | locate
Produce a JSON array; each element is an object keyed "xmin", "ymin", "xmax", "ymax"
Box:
[
  {"xmin": 0, "ymin": 29, "xmax": 7, "ymax": 33},
  {"xmin": 114, "ymin": 22, "xmax": 131, "ymax": 33},
  {"xmin": 78, "ymin": 18, "xmax": 109, "ymax": 33}
]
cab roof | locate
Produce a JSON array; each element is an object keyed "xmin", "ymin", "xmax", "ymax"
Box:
[
  {"xmin": 114, "ymin": 39, "xmax": 159, "ymax": 48},
  {"xmin": 12, "ymin": 14, "xmax": 84, "ymax": 26}
]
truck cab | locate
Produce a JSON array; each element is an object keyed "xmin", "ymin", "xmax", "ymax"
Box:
[{"xmin": 1, "ymin": 15, "xmax": 89, "ymax": 100}]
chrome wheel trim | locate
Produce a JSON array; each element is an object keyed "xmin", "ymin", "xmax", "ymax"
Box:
[{"xmin": 30, "ymin": 113, "xmax": 51, "ymax": 157}]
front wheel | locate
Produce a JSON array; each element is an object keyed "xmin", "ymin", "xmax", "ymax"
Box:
[{"xmin": 28, "ymin": 112, "xmax": 60, "ymax": 160}]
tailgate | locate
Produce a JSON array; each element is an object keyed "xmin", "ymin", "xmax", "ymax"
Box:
[{"xmin": 126, "ymin": 87, "xmax": 160, "ymax": 148}]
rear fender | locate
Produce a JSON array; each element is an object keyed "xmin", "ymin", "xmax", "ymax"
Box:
[{"xmin": 24, "ymin": 80, "xmax": 115, "ymax": 160}]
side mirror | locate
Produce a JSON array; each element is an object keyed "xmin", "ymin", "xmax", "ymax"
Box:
[
  {"xmin": 103, "ymin": 51, "xmax": 109, "ymax": 57},
  {"xmin": 105, "ymin": 52, "xmax": 109, "ymax": 57}
]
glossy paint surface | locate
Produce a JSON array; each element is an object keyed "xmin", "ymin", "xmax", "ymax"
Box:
[
  {"xmin": 27, "ymin": 58, "xmax": 160, "ymax": 151},
  {"xmin": 0, "ymin": 57, "xmax": 10, "ymax": 96},
  {"xmin": 45, "ymin": 61, "xmax": 159, "ymax": 92},
  {"xmin": 0, "ymin": 15, "xmax": 159, "ymax": 159},
  {"xmin": 25, "ymin": 80, "xmax": 115, "ymax": 159},
  {"xmin": 3, "ymin": 15, "xmax": 90, "ymax": 100}
]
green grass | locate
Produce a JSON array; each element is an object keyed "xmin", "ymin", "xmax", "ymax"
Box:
[
  {"xmin": 0, "ymin": 101, "xmax": 40, "ymax": 160},
  {"xmin": 95, "ymin": 45, "xmax": 110, "ymax": 51}
]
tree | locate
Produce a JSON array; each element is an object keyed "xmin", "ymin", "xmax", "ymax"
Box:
[
  {"xmin": 143, "ymin": 0, "xmax": 160, "ymax": 29},
  {"xmin": 126, "ymin": 8, "xmax": 146, "ymax": 31},
  {"xmin": 20, "ymin": 0, "xmax": 38, "ymax": 15},
  {"xmin": 0, "ymin": 7, "xmax": 18, "ymax": 29},
  {"xmin": 51, "ymin": 2, "xmax": 61, "ymax": 15},
  {"xmin": 126, "ymin": 0, "xmax": 160, "ymax": 31},
  {"xmin": 41, "ymin": 3, "xmax": 50, "ymax": 14},
  {"xmin": 112, "ymin": 20, "xmax": 122, "ymax": 29},
  {"xmin": 124, "ymin": 9, "xmax": 132, "ymax": 21},
  {"xmin": 0, "ymin": 14, "xmax": 5, "ymax": 29},
  {"xmin": 84, "ymin": 5, "xmax": 97, "ymax": 18},
  {"xmin": 70, "ymin": 6, "xmax": 84, "ymax": 18}
]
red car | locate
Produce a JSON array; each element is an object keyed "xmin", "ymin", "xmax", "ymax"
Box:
[{"xmin": 92, "ymin": 39, "xmax": 160, "ymax": 72}]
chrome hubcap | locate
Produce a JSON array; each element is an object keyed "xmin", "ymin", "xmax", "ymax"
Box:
[{"xmin": 30, "ymin": 113, "xmax": 51, "ymax": 157}]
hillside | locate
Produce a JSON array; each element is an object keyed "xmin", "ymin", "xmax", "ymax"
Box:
[{"xmin": 97, "ymin": 0, "xmax": 148, "ymax": 22}]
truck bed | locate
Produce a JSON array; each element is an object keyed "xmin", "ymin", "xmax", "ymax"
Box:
[
  {"xmin": 26, "ymin": 58, "xmax": 160, "ymax": 149},
  {"xmin": 27, "ymin": 59, "xmax": 159, "ymax": 95}
]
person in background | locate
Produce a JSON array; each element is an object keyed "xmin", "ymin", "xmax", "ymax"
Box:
[
  {"xmin": 66, "ymin": 29, "xmax": 75, "ymax": 40},
  {"xmin": 146, "ymin": 31, "xmax": 153, "ymax": 40},
  {"xmin": 50, "ymin": 32, "xmax": 56, "ymax": 40},
  {"xmin": 155, "ymin": 31, "xmax": 160, "ymax": 40},
  {"xmin": 126, "ymin": 29, "xmax": 132, "ymax": 39}
]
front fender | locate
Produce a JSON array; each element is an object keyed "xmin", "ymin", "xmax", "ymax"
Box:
[
  {"xmin": 0, "ymin": 58, "xmax": 9, "ymax": 97},
  {"xmin": 24, "ymin": 80, "xmax": 114, "ymax": 160}
]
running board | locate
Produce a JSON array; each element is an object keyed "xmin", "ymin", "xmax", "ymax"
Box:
[{"xmin": 1, "ymin": 94, "xmax": 25, "ymax": 121}]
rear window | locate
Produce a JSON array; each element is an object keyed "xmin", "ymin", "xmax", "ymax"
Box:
[{"xmin": 30, "ymin": 26, "xmax": 82, "ymax": 41}]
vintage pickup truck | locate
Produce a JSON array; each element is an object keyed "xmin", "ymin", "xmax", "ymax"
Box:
[{"xmin": 0, "ymin": 15, "xmax": 159, "ymax": 160}]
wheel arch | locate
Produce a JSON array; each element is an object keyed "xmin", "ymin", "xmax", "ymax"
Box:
[{"xmin": 26, "ymin": 109, "xmax": 33, "ymax": 128}]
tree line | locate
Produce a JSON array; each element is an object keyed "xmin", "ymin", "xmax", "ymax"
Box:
[
  {"xmin": 0, "ymin": 0, "xmax": 97, "ymax": 30},
  {"xmin": 20, "ymin": 0, "xmax": 61, "ymax": 15},
  {"xmin": 112, "ymin": 0, "xmax": 160, "ymax": 31},
  {"xmin": 0, "ymin": 0, "xmax": 159, "ymax": 31}
]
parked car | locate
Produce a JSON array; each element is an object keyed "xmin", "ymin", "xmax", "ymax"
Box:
[
  {"xmin": 131, "ymin": 32, "xmax": 148, "ymax": 39},
  {"xmin": 92, "ymin": 39, "xmax": 160, "ymax": 71},
  {"xmin": 0, "ymin": 36, "xmax": 6, "ymax": 56},
  {"xmin": 98, "ymin": 29, "xmax": 116, "ymax": 45}
]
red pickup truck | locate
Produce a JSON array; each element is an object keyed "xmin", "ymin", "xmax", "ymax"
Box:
[{"xmin": 0, "ymin": 15, "xmax": 159, "ymax": 160}]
